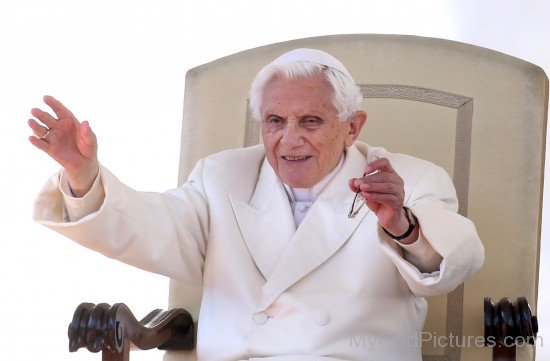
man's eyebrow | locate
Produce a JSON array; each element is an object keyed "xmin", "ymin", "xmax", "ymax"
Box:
[
  {"xmin": 260, "ymin": 110, "xmax": 326, "ymax": 119},
  {"xmin": 299, "ymin": 114, "xmax": 323, "ymax": 119},
  {"xmin": 261, "ymin": 109, "xmax": 280, "ymax": 116}
]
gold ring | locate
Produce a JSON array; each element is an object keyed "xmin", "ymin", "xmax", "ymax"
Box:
[{"xmin": 35, "ymin": 128, "xmax": 50, "ymax": 140}]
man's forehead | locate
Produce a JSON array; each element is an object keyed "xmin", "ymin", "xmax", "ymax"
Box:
[
  {"xmin": 261, "ymin": 90, "xmax": 336, "ymax": 118},
  {"xmin": 260, "ymin": 75, "xmax": 334, "ymax": 116}
]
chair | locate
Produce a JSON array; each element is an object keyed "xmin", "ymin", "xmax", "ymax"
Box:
[{"xmin": 70, "ymin": 34, "xmax": 548, "ymax": 361}]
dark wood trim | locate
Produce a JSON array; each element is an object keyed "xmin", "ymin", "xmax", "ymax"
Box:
[{"xmin": 68, "ymin": 303, "xmax": 194, "ymax": 359}]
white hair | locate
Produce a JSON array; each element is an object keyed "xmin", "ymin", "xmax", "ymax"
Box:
[{"xmin": 248, "ymin": 61, "xmax": 363, "ymax": 122}]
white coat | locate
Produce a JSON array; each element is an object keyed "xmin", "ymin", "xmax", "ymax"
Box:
[{"xmin": 34, "ymin": 142, "xmax": 484, "ymax": 361}]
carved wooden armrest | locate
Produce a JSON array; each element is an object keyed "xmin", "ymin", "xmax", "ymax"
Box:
[
  {"xmin": 484, "ymin": 297, "xmax": 538, "ymax": 361},
  {"xmin": 68, "ymin": 303, "xmax": 194, "ymax": 361}
]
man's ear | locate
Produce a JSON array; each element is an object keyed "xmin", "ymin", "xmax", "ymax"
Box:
[{"xmin": 344, "ymin": 110, "xmax": 367, "ymax": 147}]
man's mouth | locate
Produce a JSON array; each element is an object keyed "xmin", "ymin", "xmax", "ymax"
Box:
[{"xmin": 282, "ymin": 156, "xmax": 311, "ymax": 161}]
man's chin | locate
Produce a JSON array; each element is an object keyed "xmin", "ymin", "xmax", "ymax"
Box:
[{"xmin": 280, "ymin": 174, "xmax": 315, "ymax": 188}]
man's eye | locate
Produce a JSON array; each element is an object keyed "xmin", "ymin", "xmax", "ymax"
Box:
[
  {"xmin": 263, "ymin": 117, "xmax": 284, "ymax": 132},
  {"xmin": 264, "ymin": 117, "xmax": 283, "ymax": 127},
  {"xmin": 302, "ymin": 118, "xmax": 322, "ymax": 127}
]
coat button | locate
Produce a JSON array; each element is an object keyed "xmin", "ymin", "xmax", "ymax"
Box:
[
  {"xmin": 253, "ymin": 312, "xmax": 268, "ymax": 325},
  {"xmin": 299, "ymin": 205, "xmax": 307, "ymax": 212},
  {"xmin": 315, "ymin": 312, "xmax": 331, "ymax": 326}
]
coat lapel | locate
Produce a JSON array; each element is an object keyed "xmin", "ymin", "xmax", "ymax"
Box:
[
  {"xmin": 229, "ymin": 159, "xmax": 296, "ymax": 280},
  {"xmin": 259, "ymin": 145, "xmax": 374, "ymax": 309}
]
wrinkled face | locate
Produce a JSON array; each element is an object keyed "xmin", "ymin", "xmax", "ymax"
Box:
[{"xmin": 260, "ymin": 72, "xmax": 362, "ymax": 188}]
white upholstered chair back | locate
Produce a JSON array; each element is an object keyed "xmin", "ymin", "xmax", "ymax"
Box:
[{"xmin": 165, "ymin": 34, "xmax": 548, "ymax": 361}]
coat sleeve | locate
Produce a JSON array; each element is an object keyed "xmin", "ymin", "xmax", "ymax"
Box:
[
  {"xmin": 377, "ymin": 162, "xmax": 484, "ymax": 297},
  {"xmin": 33, "ymin": 160, "xmax": 209, "ymax": 285}
]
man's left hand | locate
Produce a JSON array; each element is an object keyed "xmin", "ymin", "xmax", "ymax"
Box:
[{"xmin": 348, "ymin": 157, "xmax": 415, "ymax": 243}]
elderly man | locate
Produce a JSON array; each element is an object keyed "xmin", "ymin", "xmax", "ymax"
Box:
[{"xmin": 30, "ymin": 49, "xmax": 484, "ymax": 361}]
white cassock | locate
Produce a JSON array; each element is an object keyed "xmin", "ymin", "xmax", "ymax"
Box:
[{"xmin": 34, "ymin": 141, "xmax": 484, "ymax": 361}]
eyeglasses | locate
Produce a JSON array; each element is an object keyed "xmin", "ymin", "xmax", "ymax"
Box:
[
  {"xmin": 348, "ymin": 156, "xmax": 379, "ymax": 219},
  {"xmin": 348, "ymin": 173, "xmax": 366, "ymax": 218}
]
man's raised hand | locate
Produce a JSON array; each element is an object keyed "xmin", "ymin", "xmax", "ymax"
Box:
[
  {"xmin": 348, "ymin": 157, "xmax": 416, "ymax": 243},
  {"xmin": 28, "ymin": 95, "xmax": 99, "ymax": 197}
]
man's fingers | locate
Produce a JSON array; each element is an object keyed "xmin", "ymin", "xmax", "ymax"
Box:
[
  {"xmin": 28, "ymin": 118, "xmax": 49, "ymax": 138},
  {"xmin": 359, "ymin": 181, "xmax": 400, "ymax": 195},
  {"xmin": 357, "ymin": 171, "xmax": 402, "ymax": 187},
  {"xmin": 80, "ymin": 121, "xmax": 96, "ymax": 145},
  {"xmin": 28, "ymin": 135, "xmax": 51, "ymax": 153},
  {"xmin": 31, "ymin": 108, "xmax": 57, "ymax": 128},
  {"xmin": 348, "ymin": 178, "xmax": 360, "ymax": 193},
  {"xmin": 43, "ymin": 95, "xmax": 75, "ymax": 120},
  {"xmin": 77, "ymin": 121, "xmax": 98, "ymax": 154},
  {"xmin": 364, "ymin": 157, "xmax": 396, "ymax": 174},
  {"xmin": 362, "ymin": 192, "xmax": 401, "ymax": 207}
]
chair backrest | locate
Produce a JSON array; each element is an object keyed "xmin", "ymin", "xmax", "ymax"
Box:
[{"xmin": 166, "ymin": 34, "xmax": 548, "ymax": 361}]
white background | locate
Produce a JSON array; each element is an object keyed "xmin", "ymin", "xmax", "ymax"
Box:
[{"xmin": 0, "ymin": 0, "xmax": 548, "ymax": 360}]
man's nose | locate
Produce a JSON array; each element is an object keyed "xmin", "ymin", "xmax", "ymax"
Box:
[{"xmin": 280, "ymin": 122, "xmax": 305, "ymax": 147}]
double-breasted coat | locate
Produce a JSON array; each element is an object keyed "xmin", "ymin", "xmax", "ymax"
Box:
[{"xmin": 34, "ymin": 141, "xmax": 484, "ymax": 361}]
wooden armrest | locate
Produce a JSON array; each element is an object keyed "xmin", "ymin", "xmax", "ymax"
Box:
[
  {"xmin": 484, "ymin": 297, "xmax": 538, "ymax": 361},
  {"xmin": 68, "ymin": 303, "xmax": 194, "ymax": 360}
]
